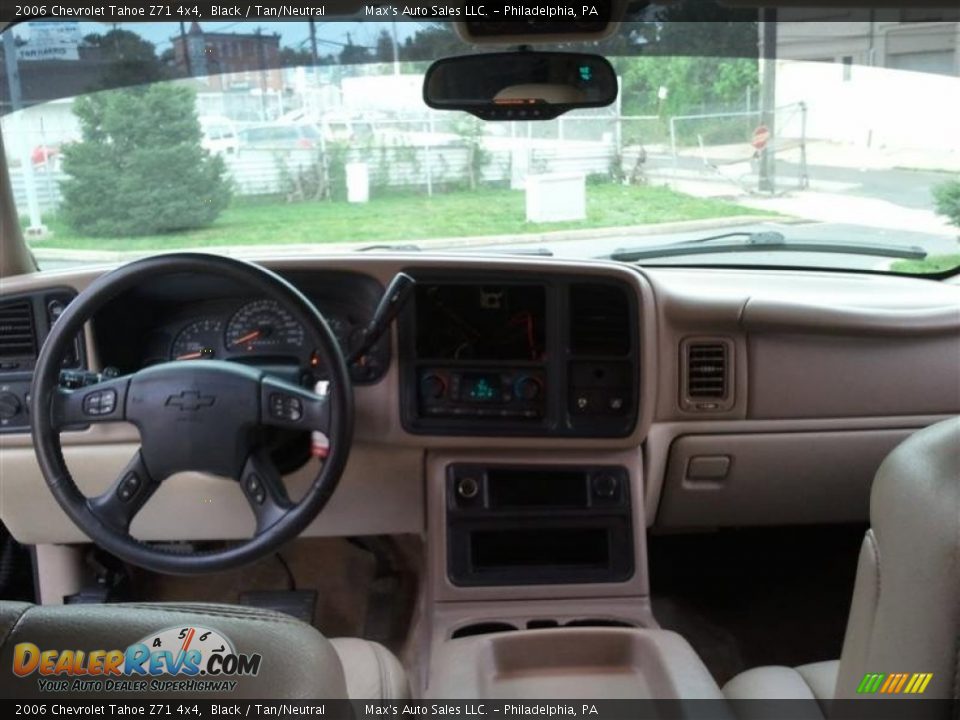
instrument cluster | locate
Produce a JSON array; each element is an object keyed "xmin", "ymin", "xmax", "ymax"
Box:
[{"xmin": 140, "ymin": 297, "xmax": 387, "ymax": 384}]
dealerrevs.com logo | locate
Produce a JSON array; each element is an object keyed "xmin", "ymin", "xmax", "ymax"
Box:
[{"xmin": 13, "ymin": 626, "xmax": 263, "ymax": 693}]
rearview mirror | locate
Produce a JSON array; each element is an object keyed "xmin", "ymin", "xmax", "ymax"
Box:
[{"xmin": 423, "ymin": 52, "xmax": 618, "ymax": 121}]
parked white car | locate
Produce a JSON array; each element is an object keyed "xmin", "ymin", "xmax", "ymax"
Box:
[{"xmin": 199, "ymin": 115, "xmax": 240, "ymax": 155}]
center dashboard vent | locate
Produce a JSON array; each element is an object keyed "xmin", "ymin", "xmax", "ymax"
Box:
[
  {"xmin": 0, "ymin": 300, "xmax": 37, "ymax": 361},
  {"xmin": 569, "ymin": 283, "xmax": 630, "ymax": 356},
  {"xmin": 681, "ymin": 338, "xmax": 734, "ymax": 412}
]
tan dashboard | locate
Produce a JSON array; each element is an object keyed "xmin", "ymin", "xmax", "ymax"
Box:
[{"xmin": 0, "ymin": 254, "xmax": 958, "ymax": 546}]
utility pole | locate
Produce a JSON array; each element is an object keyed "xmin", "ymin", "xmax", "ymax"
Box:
[
  {"xmin": 391, "ymin": 21, "xmax": 400, "ymax": 76},
  {"xmin": 758, "ymin": 9, "xmax": 777, "ymax": 194},
  {"xmin": 178, "ymin": 21, "xmax": 191, "ymax": 76},
  {"xmin": 255, "ymin": 27, "xmax": 268, "ymax": 121},
  {"xmin": 3, "ymin": 29, "xmax": 45, "ymax": 236},
  {"xmin": 308, "ymin": 19, "xmax": 319, "ymax": 66}
]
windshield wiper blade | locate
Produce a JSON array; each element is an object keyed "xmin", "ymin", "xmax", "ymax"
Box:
[
  {"xmin": 609, "ymin": 231, "xmax": 927, "ymax": 262},
  {"xmin": 354, "ymin": 244, "xmax": 553, "ymax": 257},
  {"xmin": 456, "ymin": 247, "xmax": 554, "ymax": 257},
  {"xmin": 356, "ymin": 243, "xmax": 422, "ymax": 252}
]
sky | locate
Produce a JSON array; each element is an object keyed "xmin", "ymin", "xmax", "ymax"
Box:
[{"xmin": 14, "ymin": 20, "xmax": 426, "ymax": 57}]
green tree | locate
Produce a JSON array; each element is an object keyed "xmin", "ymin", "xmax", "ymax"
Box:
[
  {"xmin": 615, "ymin": 56, "xmax": 758, "ymax": 117},
  {"xmin": 279, "ymin": 45, "xmax": 335, "ymax": 67},
  {"xmin": 60, "ymin": 84, "xmax": 230, "ymax": 237},
  {"xmin": 452, "ymin": 116, "xmax": 489, "ymax": 190},
  {"xmin": 375, "ymin": 29, "xmax": 397, "ymax": 63},
  {"xmin": 82, "ymin": 29, "xmax": 168, "ymax": 88},
  {"xmin": 932, "ymin": 178, "xmax": 960, "ymax": 230},
  {"xmin": 339, "ymin": 34, "xmax": 373, "ymax": 65},
  {"xmin": 401, "ymin": 24, "xmax": 464, "ymax": 61}
]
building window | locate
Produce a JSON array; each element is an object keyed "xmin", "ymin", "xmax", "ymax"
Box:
[
  {"xmin": 899, "ymin": 9, "xmax": 957, "ymax": 22},
  {"xmin": 886, "ymin": 50, "xmax": 957, "ymax": 77}
]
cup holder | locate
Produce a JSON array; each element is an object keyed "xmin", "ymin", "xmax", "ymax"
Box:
[
  {"xmin": 566, "ymin": 619, "xmax": 635, "ymax": 628},
  {"xmin": 451, "ymin": 622, "xmax": 518, "ymax": 639},
  {"xmin": 526, "ymin": 619, "xmax": 560, "ymax": 629},
  {"xmin": 451, "ymin": 618, "xmax": 635, "ymax": 639}
]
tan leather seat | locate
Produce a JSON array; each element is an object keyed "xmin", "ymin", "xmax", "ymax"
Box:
[
  {"xmin": 0, "ymin": 601, "xmax": 409, "ymax": 699},
  {"xmin": 723, "ymin": 417, "xmax": 960, "ymax": 707}
]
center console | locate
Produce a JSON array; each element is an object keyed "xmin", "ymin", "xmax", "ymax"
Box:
[
  {"xmin": 420, "ymin": 443, "xmax": 724, "ymax": 700},
  {"xmin": 426, "ymin": 627, "xmax": 723, "ymax": 699},
  {"xmin": 409, "ymin": 271, "xmax": 720, "ymax": 699}
]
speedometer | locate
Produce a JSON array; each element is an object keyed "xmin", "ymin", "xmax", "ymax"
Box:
[
  {"xmin": 225, "ymin": 299, "xmax": 305, "ymax": 354},
  {"xmin": 171, "ymin": 319, "xmax": 222, "ymax": 361}
]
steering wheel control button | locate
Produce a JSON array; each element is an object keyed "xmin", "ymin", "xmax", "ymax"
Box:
[
  {"xmin": 245, "ymin": 474, "xmax": 266, "ymax": 504},
  {"xmin": 82, "ymin": 389, "xmax": 117, "ymax": 416},
  {"xmin": 100, "ymin": 391, "xmax": 117, "ymax": 413},
  {"xmin": 269, "ymin": 393, "xmax": 303, "ymax": 422},
  {"xmin": 117, "ymin": 472, "xmax": 141, "ymax": 502},
  {"xmin": 83, "ymin": 390, "xmax": 117, "ymax": 416}
]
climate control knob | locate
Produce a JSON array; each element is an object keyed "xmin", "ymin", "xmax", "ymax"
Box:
[
  {"xmin": 420, "ymin": 374, "xmax": 446, "ymax": 400},
  {"xmin": 514, "ymin": 376, "xmax": 542, "ymax": 401},
  {"xmin": 0, "ymin": 392, "xmax": 22, "ymax": 420}
]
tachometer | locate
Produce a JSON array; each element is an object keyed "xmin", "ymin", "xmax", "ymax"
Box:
[
  {"xmin": 171, "ymin": 319, "xmax": 222, "ymax": 361},
  {"xmin": 225, "ymin": 299, "xmax": 305, "ymax": 354}
]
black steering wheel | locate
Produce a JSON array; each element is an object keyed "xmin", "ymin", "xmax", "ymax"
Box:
[{"xmin": 30, "ymin": 253, "xmax": 354, "ymax": 574}]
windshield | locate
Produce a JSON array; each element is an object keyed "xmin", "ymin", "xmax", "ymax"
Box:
[{"xmin": 3, "ymin": 7, "xmax": 959, "ymax": 275}]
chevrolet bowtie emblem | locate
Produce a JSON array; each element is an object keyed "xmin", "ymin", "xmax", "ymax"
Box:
[{"xmin": 165, "ymin": 390, "xmax": 215, "ymax": 411}]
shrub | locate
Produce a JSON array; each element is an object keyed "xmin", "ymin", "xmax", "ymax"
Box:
[
  {"xmin": 60, "ymin": 84, "xmax": 230, "ymax": 237},
  {"xmin": 932, "ymin": 178, "xmax": 960, "ymax": 230}
]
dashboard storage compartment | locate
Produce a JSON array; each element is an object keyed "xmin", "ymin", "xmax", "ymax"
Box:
[
  {"xmin": 658, "ymin": 429, "xmax": 917, "ymax": 526},
  {"xmin": 427, "ymin": 628, "xmax": 722, "ymax": 699},
  {"xmin": 447, "ymin": 465, "xmax": 634, "ymax": 586}
]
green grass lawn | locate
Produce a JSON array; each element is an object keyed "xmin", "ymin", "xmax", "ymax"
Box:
[
  {"xmin": 30, "ymin": 185, "xmax": 763, "ymax": 252},
  {"xmin": 891, "ymin": 253, "xmax": 960, "ymax": 274}
]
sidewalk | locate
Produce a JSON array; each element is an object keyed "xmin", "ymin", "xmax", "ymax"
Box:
[
  {"xmin": 694, "ymin": 139, "xmax": 960, "ymax": 174},
  {"xmin": 737, "ymin": 192, "xmax": 957, "ymax": 237},
  {"xmin": 645, "ymin": 139, "xmax": 958, "ymax": 237}
]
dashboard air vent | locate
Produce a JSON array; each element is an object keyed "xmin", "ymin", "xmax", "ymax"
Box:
[
  {"xmin": 0, "ymin": 300, "xmax": 36, "ymax": 360},
  {"xmin": 681, "ymin": 338, "xmax": 733, "ymax": 411},
  {"xmin": 569, "ymin": 284, "xmax": 630, "ymax": 356}
]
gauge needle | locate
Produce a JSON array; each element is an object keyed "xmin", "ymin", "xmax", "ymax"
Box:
[
  {"xmin": 232, "ymin": 330, "xmax": 260, "ymax": 346},
  {"xmin": 176, "ymin": 351, "xmax": 204, "ymax": 361}
]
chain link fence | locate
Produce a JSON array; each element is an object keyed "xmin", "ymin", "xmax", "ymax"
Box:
[{"xmin": 8, "ymin": 102, "xmax": 810, "ymax": 215}]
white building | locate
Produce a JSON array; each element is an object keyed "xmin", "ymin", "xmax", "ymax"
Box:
[{"xmin": 777, "ymin": 14, "xmax": 960, "ymax": 76}]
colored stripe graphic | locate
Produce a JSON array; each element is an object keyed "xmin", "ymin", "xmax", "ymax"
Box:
[
  {"xmin": 858, "ymin": 672, "xmax": 933, "ymax": 694},
  {"xmin": 857, "ymin": 673, "xmax": 885, "ymax": 693},
  {"xmin": 893, "ymin": 674, "xmax": 909, "ymax": 693},
  {"xmin": 914, "ymin": 673, "xmax": 933, "ymax": 694}
]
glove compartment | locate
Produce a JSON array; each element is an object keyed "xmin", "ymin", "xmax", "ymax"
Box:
[{"xmin": 657, "ymin": 429, "xmax": 917, "ymax": 527}]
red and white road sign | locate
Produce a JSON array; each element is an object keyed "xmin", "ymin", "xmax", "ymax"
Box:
[{"xmin": 751, "ymin": 125, "xmax": 771, "ymax": 150}]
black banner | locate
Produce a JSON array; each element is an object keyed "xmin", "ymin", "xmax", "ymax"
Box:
[
  {"xmin": 3, "ymin": 1, "xmax": 957, "ymax": 25},
  {"xmin": 5, "ymin": 1, "xmax": 614, "ymax": 23},
  {"xmin": 0, "ymin": 699, "xmax": 957, "ymax": 720}
]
